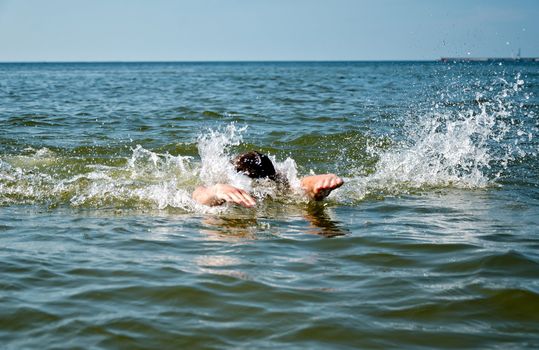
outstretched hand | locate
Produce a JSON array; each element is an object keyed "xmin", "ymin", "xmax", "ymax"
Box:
[
  {"xmin": 193, "ymin": 174, "xmax": 344, "ymax": 208},
  {"xmin": 193, "ymin": 184, "xmax": 256, "ymax": 208},
  {"xmin": 300, "ymin": 174, "xmax": 344, "ymax": 201}
]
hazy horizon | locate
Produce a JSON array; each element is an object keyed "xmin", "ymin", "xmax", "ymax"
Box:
[{"xmin": 1, "ymin": 58, "xmax": 538, "ymax": 64}]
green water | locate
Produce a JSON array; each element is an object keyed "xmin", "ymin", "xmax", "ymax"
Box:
[{"xmin": 1, "ymin": 62, "xmax": 538, "ymax": 349}]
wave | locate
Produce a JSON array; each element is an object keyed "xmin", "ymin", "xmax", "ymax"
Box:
[
  {"xmin": 0, "ymin": 75, "xmax": 536, "ymax": 210},
  {"xmin": 340, "ymin": 73, "xmax": 537, "ymax": 202}
]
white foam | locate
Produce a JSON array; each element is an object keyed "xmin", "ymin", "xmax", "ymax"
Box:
[
  {"xmin": 197, "ymin": 123, "xmax": 247, "ymax": 187},
  {"xmin": 0, "ymin": 75, "xmax": 534, "ymax": 209},
  {"xmin": 344, "ymin": 73, "xmax": 534, "ymax": 201}
]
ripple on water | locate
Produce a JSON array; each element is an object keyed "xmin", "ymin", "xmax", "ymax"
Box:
[{"xmin": 1, "ymin": 61, "xmax": 539, "ymax": 349}]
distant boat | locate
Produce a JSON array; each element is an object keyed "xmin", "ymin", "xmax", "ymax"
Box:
[{"xmin": 440, "ymin": 57, "xmax": 539, "ymax": 62}]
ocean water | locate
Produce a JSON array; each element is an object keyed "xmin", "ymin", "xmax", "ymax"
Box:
[{"xmin": 1, "ymin": 61, "xmax": 538, "ymax": 349}]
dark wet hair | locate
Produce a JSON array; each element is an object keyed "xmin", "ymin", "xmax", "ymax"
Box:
[{"xmin": 233, "ymin": 151, "xmax": 277, "ymax": 180}]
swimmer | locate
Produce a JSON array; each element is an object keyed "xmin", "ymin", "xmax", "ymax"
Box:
[{"xmin": 192, "ymin": 151, "xmax": 344, "ymax": 208}]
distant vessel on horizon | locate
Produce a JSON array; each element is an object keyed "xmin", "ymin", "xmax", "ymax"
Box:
[
  {"xmin": 440, "ymin": 57, "xmax": 539, "ymax": 62},
  {"xmin": 441, "ymin": 48, "xmax": 539, "ymax": 62}
]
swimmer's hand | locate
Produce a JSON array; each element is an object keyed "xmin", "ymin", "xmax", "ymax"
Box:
[
  {"xmin": 192, "ymin": 184, "xmax": 256, "ymax": 208},
  {"xmin": 300, "ymin": 174, "xmax": 344, "ymax": 201}
]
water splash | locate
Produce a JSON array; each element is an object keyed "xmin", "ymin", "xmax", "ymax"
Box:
[
  {"xmin": 197, "ymin": 123, "xmax": 248, "ymax": 188},
  {"xmin": 0, "ymin": 73, "xmax": 535, "ymax": 209},
  {"xmin": 196, "ymin": 124, "xmax": 303, "ymax": 201},
  {"xmin": 67, "ymin": 146, "xmax": 196, "ymax": 209},
  {"xmin": 0, "ymin": 146, "xmax": 197, "ymax": 210},
  {"xmin": 343, "ymin": 73, "xmax": 536, "ymax": 201}
]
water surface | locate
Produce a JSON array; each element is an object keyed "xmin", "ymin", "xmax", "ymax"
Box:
[{"xmin": 1, "ymin": 61, "xmax": 538, "ymax": 349}]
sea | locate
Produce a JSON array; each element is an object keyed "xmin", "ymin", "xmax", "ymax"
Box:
[{"xmin": 1, "ymin": 61, "xmax": 538, "ymax": 349}]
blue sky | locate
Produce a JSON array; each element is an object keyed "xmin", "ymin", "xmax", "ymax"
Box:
[{"xmin": 0, "ymin": 0, "xmax": 538, "ymax": 61}]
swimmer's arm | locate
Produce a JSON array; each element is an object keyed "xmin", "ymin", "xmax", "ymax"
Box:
[
  {"xmin": 192, "ymin": 184, "xmax": 256, "ymax": 208},
  {"xmin": 300, "ymin": 174, "xmax": 344, "ymax": 201}
]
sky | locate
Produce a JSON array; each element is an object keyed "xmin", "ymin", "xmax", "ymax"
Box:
[{"xmin": 0, "ymin": 0, "xmax": 538, "ymax": 62}]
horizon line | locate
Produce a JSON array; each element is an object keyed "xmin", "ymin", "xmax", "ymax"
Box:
[
  {"xmin": 0, "ymin": 59, "xmax": 440, "ymax": 64},
  {"xmin": 2, "ymin": 57, "xmax": 537, "ymax": 64}
]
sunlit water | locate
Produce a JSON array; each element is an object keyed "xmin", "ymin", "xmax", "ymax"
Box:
[{"xmin": 1, "ymin": 61, "xmax": 538, "ymax": 349}]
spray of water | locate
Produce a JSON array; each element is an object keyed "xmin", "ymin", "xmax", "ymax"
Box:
[
  {"xmin": 342, "ymin": 73, "xmax": 535, "ymax": 201},
  {"xmin": 196, "ymin": 123, "xmax": 303, "ymax": 201},
  {"xmin": 197, "ymin": 124, "xmax": 246, "ymax": 186},
  {"xmin": 0, "ymin": 74, "xmax": 535, "ymax": 210},
  {"xmin": 0, "ymin": 146, "xmax": 195, "ymax": 210},
  {"xmin": 0, "ymin": 124, "xmax": 303, "ymax": 210}
]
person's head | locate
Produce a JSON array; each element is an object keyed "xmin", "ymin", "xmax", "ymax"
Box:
[{"xmin": 233, "ymin": 151, "xmax": 276, "ymax": 180}]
